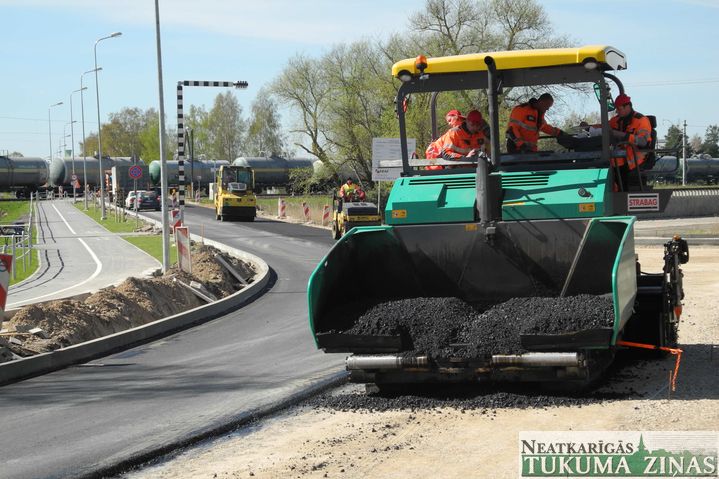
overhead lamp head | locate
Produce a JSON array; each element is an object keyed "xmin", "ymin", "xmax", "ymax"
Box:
[{"xmin": 397, "ymin": 70, "xmax": 412, "ymax": 82}]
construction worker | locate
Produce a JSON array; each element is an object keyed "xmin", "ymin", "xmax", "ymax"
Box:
[
  {"xmin": 506, "ymin": 93, "xmax": 565, "ymax": 153},
  {"xmin": 339, "ymin": 178, "xmax": 358, "ymax": 201},
  {"xmin": 609, "ymin": 93, "xmax": 652, "ymax": 191},
  {"xmin": 425, "ymin": 110, "xmax": 465, "ymax": 161},
  {"xmin": 437, "ymin": 109, "xmax": 490, "ymax": 162}
]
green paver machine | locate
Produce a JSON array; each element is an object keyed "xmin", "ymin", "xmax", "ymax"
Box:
[{"xmin": 307, "ymin": 46, "xmax": 689, "ymax": 388}]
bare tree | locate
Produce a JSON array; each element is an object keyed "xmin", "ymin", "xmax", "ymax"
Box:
[
  {"xmin": 245, "ymin": 88, "xmax": 286, "ymax": 157},
  {"xmin": 270, "ymin": 54, "xmax": 332, "ymax": 164}
]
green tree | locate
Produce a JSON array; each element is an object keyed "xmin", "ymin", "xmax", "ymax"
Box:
[
  {"xmin": 689, "ymin": 134, "xmax": 702, "ymax": 154},
  {"xmin": 138, "ymin": 111, "xmax": 174, "ymax": 162},
  {"xmin": 664, "ymin": 124, "xmax": 692, "ymax": 156},
  {"xmin": 701, "ymin": 125, "xmax": 719, "ymax": 157},
  {"xmin": 245, "ymin": 88, "xmax": 286, "ymax": 156},
  {"xmin": 207, "ymin": 91, "xmax": 246, "ymax": 161},
  {"xmin": 184, "ymin": 104, "xmax": 211, "ymax": 160}
]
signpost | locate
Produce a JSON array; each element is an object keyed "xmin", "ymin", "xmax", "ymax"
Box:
[
  {"xmin": 128, "ymin": 165, "xmax": 143, "ymax": 227},
  {"xmin": 372, "ymin": 137, "xmax": 415, "ymax": 212}
]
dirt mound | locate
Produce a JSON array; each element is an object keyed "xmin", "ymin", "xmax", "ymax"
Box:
[{"xmin": 3, "ymin": 243, "xmax": 255, "ymax": 357}]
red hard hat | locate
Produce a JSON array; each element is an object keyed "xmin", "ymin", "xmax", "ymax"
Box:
[
  {"xmin": 445, "ymin": 109, "xmax": 462, "ymax": 118},
  {"xmin": 466, "ymin": 110, "xmax": 483, "ymax": 123},
  {"xmin": 614, "ymin": 93, "xmax": 631, "ymax": 107}
]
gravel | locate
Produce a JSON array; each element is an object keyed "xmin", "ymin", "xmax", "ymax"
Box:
[
  {"xmin": 306, "ymin": 383, "xmax": 633, "ymax": 412},
  {"xmin": 343, "ymin": 295, "xmax": 614, "ymax": 358}
]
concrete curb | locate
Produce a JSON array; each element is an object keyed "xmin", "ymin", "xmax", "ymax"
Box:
[{"xmin": 0, "ymin": 241, "xmax": 270, "ymax": 386}]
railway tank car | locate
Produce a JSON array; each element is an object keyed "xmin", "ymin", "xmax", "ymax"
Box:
[
  {"xmin": 646, "ymin": 154, "xmax": 719, "ymax": 184},
  {"xmin": 232, "ymin": 155, "xmax": 314, "ymax": 191},
  {"xmin": 0, "ymin": 156, "xmax": 50, "ymax": 196},
  {"xmin": 148, "ymin": 159, "xmax": 230, "ymax": 187},
  {"xmin": 48, "ymin": 156, "xmax": 135, "ymax": 188}
]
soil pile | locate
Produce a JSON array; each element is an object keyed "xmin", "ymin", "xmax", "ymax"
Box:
[
  {"xmin": 2, "ymin": 244, "xmax": 254, "ymax": 357},
  {"xmin": 344, "ymin": 294, "xmax": 614, "ymax": 357}
]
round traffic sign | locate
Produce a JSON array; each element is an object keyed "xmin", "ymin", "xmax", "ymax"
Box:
[
  {"xmin": 128, "ymin": 165, "xmax": 143, "ymax": 179},
  {"xmin": 71, "ymin": 174, "xmax": 78, "ymax": 181}
]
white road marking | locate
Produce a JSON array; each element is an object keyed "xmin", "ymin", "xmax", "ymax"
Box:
[{"xmin": 6, "ymin": 205, "xmax": 103, "ymax": 308}]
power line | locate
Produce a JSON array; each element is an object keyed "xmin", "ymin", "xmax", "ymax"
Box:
[
  {"xmin": 629, "ymin": 78, "xmax": 719, "ymax": 87},
  {"xmin": 0, "ymin": 115, "xmax": 66, "ymax": 122}
]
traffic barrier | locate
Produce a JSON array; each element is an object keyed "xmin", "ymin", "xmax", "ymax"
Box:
[
  {"xmin": 278, "ymin": 198, "xmax": 287, "ymax": 218},
  {"xmin": 302, "ymin": 202, "xmax": 311, "ymax": 221},
  {"xmin": 0, "ymin": 254, "xmax": 12, "ymax": 316},
  {"xmin": 322, "ymin": 204, "xmax": 331, "ymax": 225},
  {"xmin": 170, "ymin": 208, "xmax": 182, "ymax": 231}
]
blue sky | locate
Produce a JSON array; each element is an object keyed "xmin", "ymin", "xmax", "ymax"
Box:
[{"xmin": 1, "ymin": 0, "xmax": 717, "ymax": 158}]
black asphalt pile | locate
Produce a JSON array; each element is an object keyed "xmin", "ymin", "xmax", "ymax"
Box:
[
  {"xmin": 306, "ymin": 385, "xmax": 631, "ymax": 412},
  {"xmin": 342, "ymin": 294, "xmax": 614, "ymax": 358},
  {"xmin": 345, "ymin": 297, "xmax": 490, "ymax": 358}
]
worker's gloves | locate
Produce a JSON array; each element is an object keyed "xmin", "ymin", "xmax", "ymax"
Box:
[{"xmin": 612, "ymin": 129, "xmax": 629, "ymax": 142}]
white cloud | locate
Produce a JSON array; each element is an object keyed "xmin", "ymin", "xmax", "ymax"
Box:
[{"xmin": 0, "ymin": 0, "xmax": 410, "ymax": 45}]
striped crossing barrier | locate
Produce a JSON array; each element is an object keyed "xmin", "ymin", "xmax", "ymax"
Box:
[{"xmin": 278, "ymin": 198, "xmax": 287, "ymax": 218}]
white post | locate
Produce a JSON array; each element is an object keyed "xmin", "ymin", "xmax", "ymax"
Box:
[{"xmin": 682, "ymin": 120, "xmax": 687, "ymax": 186}]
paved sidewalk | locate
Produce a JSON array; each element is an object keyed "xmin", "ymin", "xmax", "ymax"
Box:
[{"xmin": 6, "ymin": 198, "xmax": 160, "ymax": 310}]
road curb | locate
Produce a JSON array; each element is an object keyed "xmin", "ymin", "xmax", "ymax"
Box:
[{"xmin": 0, "ymin": 241, "xmax": 271, "ymax": 387}]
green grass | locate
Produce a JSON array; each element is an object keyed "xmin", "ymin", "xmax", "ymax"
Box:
[
  {"xmin": 73, "ymin": 202, "xmax": 179, "ymax": 265},
  {"xmin": 74, "ymin": 202, "xmax": 144, "ymax": 233},
  {"xmin": 1, "ymin": 200, "xmax": 39, "ymax": 286},
  {"xmin": 124, "ymin": 235, "xmax": 178, "ymax": 265}
]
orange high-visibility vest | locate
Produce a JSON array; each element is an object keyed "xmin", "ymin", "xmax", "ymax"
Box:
[
  {"xmin": 506, "ymin": 102, "xmax": 561, "ymax": 152},
  {"xmin": 439, "ymin": 123, "xmax": 488, "ymax": 160},
  {"xmin": 609, "ymin": 111, "xmax": 652, "ymax": 170}
]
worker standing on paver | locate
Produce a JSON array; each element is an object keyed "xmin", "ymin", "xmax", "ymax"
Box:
[
  {"xmin": 506, "ymin": 93, "xmax": 565, "ymax": 153},
  {"xmin": 609, "ymin": 93, "xmax": 653, "ymax": 190}
]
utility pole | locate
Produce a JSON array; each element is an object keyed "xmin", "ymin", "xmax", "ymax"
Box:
[{"xmin": 682, "ymin": 120, "xmax": 687, "ymax": 186}]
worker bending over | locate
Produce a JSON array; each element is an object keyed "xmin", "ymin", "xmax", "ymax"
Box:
[
  {"xmin": 426, "ymin": 110, "xmax": 490, "ymax": 167},
  {"xmin": 609, "ymin": 93, "xmax": 652, "ymax": 190},
  {"xmin": 339, "ymin": 178, "xmax": 365, "ymax": 202},
  {"xmin": 506, "ymin": 93, "xmax": 565, "ymax": 153}
]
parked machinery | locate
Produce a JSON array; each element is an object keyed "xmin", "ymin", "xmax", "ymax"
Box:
[
  {"xmin": 148, "ymin": 159, "xmax": 230, "ymax": 190},
  {"xmin": 0, "ymin": 156, "xmax": 49, "ymax": 197},
  {"xmin": 48, "ymin": 156, "xmax": 135, "ymax": 188},
  {"xmin": 232, "ymin": 155, "xmax": 314, "ymax": 192}
]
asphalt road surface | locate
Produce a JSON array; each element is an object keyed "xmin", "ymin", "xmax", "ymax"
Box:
[
  {"xmin": 0, "ymin": 204, "xmax": 344, "ymax": 479},
  {"xmin": 6, "ymin": 198, "xmax": 159, "ymax": 310}
]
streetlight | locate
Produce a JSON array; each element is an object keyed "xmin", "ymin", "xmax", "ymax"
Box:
[
  {"xmin": 70, "ymin": 88, "xmax": 87, "ymax": 201},
  {"xmin": 81, "ymin": 68, "xmax": 102, "ymax": 210},
  {"xmin": 94, "ymin": 31, "xmax": 122, "ymax": 219},
  {"xmin": 48, "ymin": 101, "xmax": 63, "ymax": 161}
]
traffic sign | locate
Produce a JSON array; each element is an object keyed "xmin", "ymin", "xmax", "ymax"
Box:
[
  {"xmin": 71, "ymin": 174, "xmax": 78, "ymax": 181},
  {"xmin": 128, "ymin": 165, "xmax": 143, "ymax": 179}
]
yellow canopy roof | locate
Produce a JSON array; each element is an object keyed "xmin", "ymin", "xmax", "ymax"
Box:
[{"xmin": 391, "ymin": 45, "xmax": 626, "ymax": 78}]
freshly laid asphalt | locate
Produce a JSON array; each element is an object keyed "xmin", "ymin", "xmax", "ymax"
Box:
[
  {"xmin": 0, "ymin": 204, "xmax": 343, "ymax": 479},
  {"xmin": 6, "ymin": 197, "xmax": 159, "ymax": 310}
]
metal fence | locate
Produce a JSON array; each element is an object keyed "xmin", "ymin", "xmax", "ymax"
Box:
[{"xmin": 0, "ymin": 193, "xmax": 35, "ymax": 280}]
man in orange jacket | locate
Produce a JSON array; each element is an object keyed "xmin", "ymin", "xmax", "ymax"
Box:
[
  {"xmin": 506, "ymin": 93, "xmax": 564, "ymax": 153},
  {"xmin": 425, "ymin": 109, "xmax": 465, "ymax": 161},
  {"xmin": 433, "ymin": 110, "xmax": 490, "ymax": 164},
  {"xmin": 609, "ymin": 93, "xmax": 652, "ymax": 190}
]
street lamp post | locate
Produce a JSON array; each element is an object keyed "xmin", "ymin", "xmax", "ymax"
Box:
[
  {"xmin": 80, "ymin": 68, "xmax": 101, "ymax": 210},
  {"xmin": 70, "ymin": 89, "xmax": 86, "ymax": 201},
  {"xmin": 94, "ymin": 31, "xmax": 122, "ymax": 220},
  {"xmin": 48, "ymin": 101, "xmax": 63, "ymax": 161}
]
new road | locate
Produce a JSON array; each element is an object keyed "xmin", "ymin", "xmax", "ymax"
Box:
[
  {"xmin": 0, "ymin": 204, "xmax": 344, "ymax": 479},
  {"xmin": 7, "ymin": 198, "xmax": 159, "ymax": 310}
]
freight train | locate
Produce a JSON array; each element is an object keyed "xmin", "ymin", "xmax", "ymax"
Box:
[
  {"xmin": 646, "ymin": 154, "xmax": 719, "ymax": 184},
  {"xmin": 147, "ymin": 155, "xmax": 319, "ymax": 193}
]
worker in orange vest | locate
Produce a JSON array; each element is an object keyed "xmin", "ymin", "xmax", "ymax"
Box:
[
  {"xmin": 425, "ymin": 109, "xmax": 465, "ymax": 163},
  {"xmin": 432, "ymin": 110, "xmax": 490, "ymax": 166},
  {"xmin": 609, "ymin": 93, "xmax": 652, "ymax": 190},
  {"xmin": 506, "ymin": 93, "xmax": 564, "ymax": 153}
]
